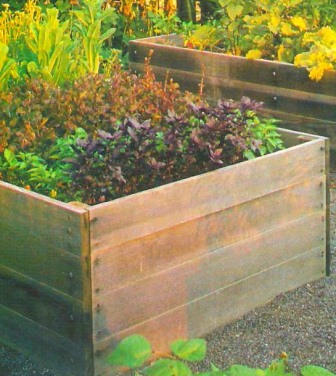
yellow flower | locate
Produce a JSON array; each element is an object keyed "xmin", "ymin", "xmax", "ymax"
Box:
[
  {"xmin": 291, "ymin": 16, "xmax": 307, "ymax": 32},
  {"xmin": 246, "ymin": 49, "xmax": 262, "ymax": 60},
  {"xmin": 309, "ymin": 62, "xmax": 333, "ymax": 81},
  {"xmin": 50, "ymin": 189, "xmax": 57, "ymax": 198},
  {"xmin": 281, "ymin": 22, "xmax": 294, "ymax": 36}
]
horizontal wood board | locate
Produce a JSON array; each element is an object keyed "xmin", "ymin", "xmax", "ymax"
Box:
[
  {"xmin": 0, "ymin": 180, "xmax": 91, "ymax": 300},
  {"xmin": 130, "ymin": 35, "xmax": 336, "ymax": 97},
  {"xmin": 0, "ymin": 181, "xmax": 89, "ymax": 256},
  {"xmin": 0, "ymin": 305, "xmax": 90, "ymax": 376},
  {"xmin": 90, "ymin": 137, "xmax": 325, "ymax": 252},
  {"xmin": 91, "ymin": 176, "xmax": 325, "ymax": 295},
  {"xmin": 131, "ymin": 61, "xmax": 336, "ymax": 122},
  {"xmin": 0, "ymin": 264, "xmax": 88, "ymax": 343},
  {"xmin": 0, "ymin": 181, "xmax": 93, "ymax": 375},
  {"xmin": 92, "ymin": 208, "xmax": 325, "ymax": 340},
  {"xmin": 94, "ymin": 246, "xmax": 325, "ymax": 375}
]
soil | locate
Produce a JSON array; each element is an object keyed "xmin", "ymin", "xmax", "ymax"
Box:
[{"xmin": 1, "ymin": 178, "xmax": 335, "ymax": 376}]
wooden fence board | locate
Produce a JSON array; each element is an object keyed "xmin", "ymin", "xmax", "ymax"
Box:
[
  {"xmin": 0, "ymin": 304, "xmax": 90, "ymax": 376},
  {"xmin": 92, "ymin": 210, "xmax": 324, "ymax": 339},
  {"xmin": 90, "ymin": 139, "xmax": 325, "ymax": 252},
  {"xmin": 94, "ymin": 246, "xmax": 325, "ymax": 375},
  {"xmin": 0, "ymin": 181, "xmax": 88, "ymax": 256}
]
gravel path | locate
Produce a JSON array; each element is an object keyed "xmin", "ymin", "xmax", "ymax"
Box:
[{"xmin": 1, "ymin": 181, "xmax": 335, "ymax": 376}]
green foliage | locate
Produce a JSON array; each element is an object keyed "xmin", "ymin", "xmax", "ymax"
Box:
[
  {"xmin": 171, "ymin": 339, "xmax": 206, "ymax": 362},
  {"xmin": 0, "ymin": 42, "xmax": 17, "ymax": 90},
  {"xmin": 181, "ymin": 0, "xmax": 336, "ymax": 79},
  {"xmin": 0, "ymin": 0, "xmax": 117, "ymax": 88},
  {"xmin": 107, "ymin": 335, "xmax": 335, "ymax": 376},
  {"xmin": 145, "ymin": 359, "xmax": 193, "ymax": 376},
  {"xmin": 0, "ymin": 64, "xmax": 284, "ymax": 204},
  {"xmin": 301, "ymin": 365, "xmax": 336, "ymax": 376},
  {"xmin": 106, "ymin": 335, "xmax": 152, "ymax": 369}
]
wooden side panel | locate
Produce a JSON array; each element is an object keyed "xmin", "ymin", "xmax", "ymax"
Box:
[
  {"xmin": 92, "ymin": 178, "xmax": 325, "ymax": 339},
  {"xmin": 0, "ymin": 183, "xmax": 94, "ymax": 375},
  {"xmin": 0, "ymin": 264, "xmax": 87, "ymax": 343},
  {"xmin": 0, "ymin": 305, "xmax": 89, "ymax": 376},
  {"xmin": 0, "ymin": 221, "xmax": 84, "ymax": 300},
  {"xmin": 130, "ymin": 37, "xmax": 336, "ymax": 123},
  {"xmin": 91, "ymin": 177, "xmax": 325, "ymax": 294},
  {"xmin": 94, "ymin": 246, "xmax": 325, "ymax": 376},
  {"xmin": 130, "ymin": 37, "xmax": 336, "ymax": 96},
  {"xmin": 90, "ymin": 138, "xmax": 325, "ymax": 252},
  {"xmin": 0, "ymin": 181, "xmax": 86, "ymax": 256},
  {"xmin": 131, "ymin": 62, "xmax": 336, "ymax": 122},
  {"xmin": 92, "ymin": 211, "xmax": 325, "ymax": 339}
]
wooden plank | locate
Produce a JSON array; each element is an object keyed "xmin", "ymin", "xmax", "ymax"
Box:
[
  {"xmin": 92, "ymin": 211, "xmax": 325, "ymax": 339},
  {"xmin": 131, "ymin": 62, "xmax": 336, "ymax": 122},
  {"xmin": 89, "ymin": 138, "xmax": 325, "ymax": 252},
  {"xmin": 130, "ymin": 36, "xmax": 336, "ymax": 96},
  {"xmin": 91, "ymin": 175, "xmax": 325, "ymax": 293},
  {"xmin": 91, "ymin": 176, "xmax": 325, "ymax": 293},
  {"xmin": 0, "ymin": 264, "xmax": 88, "ymax": 343},
  {"xmin": 0, "ymin": 221, "xmax": 84, "ymax": 300},
  {"xmin": 0, "ymin": 304, "xmax": 91, "ymax": 376},
  {"xmin": 0, "ymin": 181, "xmax": 88, "ymax": 256},
  {"xmin": 94, "ymin": 246, "xmax": 325, "ymax": 375}
]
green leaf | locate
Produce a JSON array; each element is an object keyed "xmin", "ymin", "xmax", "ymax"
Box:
[
  {"xmin": 244, "ymin": 150, "xmax": 256, "ymax": 160},
  {"xmin": 196, "ymin": 371, "xmax": 227, "ymax": 376},
  {"xmin": 144, "ymin": 359, "xmax": 192, "ymax": 376},
  {"xmin": 170, "ymin": 339, "xmax": 206, "ymax": 362},
  {"xmin": 226, "ymin": 4, "xmax": 244, "ymax": 20},
  {"xmin": 106, "ymin": 335, "xmax": 152, "ymax": 369},
  {"xmin": 226, "ymin": 364, "xmax": 264, "ymax": 376},
  {"xmin": 301, "ymin": 365, "xmax": 336, "ymax": 376}
]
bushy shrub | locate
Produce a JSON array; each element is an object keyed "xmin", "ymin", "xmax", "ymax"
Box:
[{"xmin": 0, "ymin": 62, "xmax": 284, "ymax": 204}]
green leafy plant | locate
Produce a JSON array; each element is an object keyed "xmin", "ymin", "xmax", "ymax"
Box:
[
  {"xmin": 180, "ymin": 0, "xmax": 336, "ymax": 80},
  {"xmin": 107, "ymin": 335, "xmax": 336, "ymax": 376},
  {"xmin": 0, "ymin": 61, "xmax": 284, "ymax": 205}
]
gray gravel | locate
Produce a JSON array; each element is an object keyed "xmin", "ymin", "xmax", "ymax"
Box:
[{"xmin": 1, "ymin": 180, "xmax": 335, "ymax": 376}]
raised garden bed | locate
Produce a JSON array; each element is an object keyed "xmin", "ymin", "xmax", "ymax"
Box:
[
  {"xmin": 129, "ymin": 34, "xmax": 336, "ymax": 168},
  {"xmin": 0, "ymin": 128, "xmax": 329, "ymax": 376}
]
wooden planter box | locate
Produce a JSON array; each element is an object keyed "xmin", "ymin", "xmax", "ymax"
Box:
[
  {"xmin": 0, "ymin": 129, "xmax": 329, "ymax": 376},
  {"xmin": 129, "ymin": 34, "xmax": 336, "ymax": 168}
]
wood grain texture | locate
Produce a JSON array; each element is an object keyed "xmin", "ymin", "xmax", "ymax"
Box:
[
  {"xmin": 131, "ymin": 62, "xmax": 336, "ymax": 122},
  {"xmin": 0, "ymin": 221, "xmax": 84, "ymax": 300},
  {"xmin": 90, "ymin": 137, "xmax": 325, "ymax": 252},
  {"xmin": 91, "ymin": 175, "xmax": 325, "ymax": 295},
  {"xmin": 0, "ymin": 264, "xmax": 88, "ymax": 343},
  {"xmin": 0, "ymin": 181, "xmax": 87, "ymax": 256},
  {"xmin": 0, "ymin": 304, "xmax": 90, "ymax": 376},
  {"xmin": 92, "ymin": 211, "xmax": 325, "ymax": 339},
  {"xmin": 94, "ymin": 246, "xmax": 325, "ymax": 375},
  {"xmin": 130, "ymin": 36, "xmax": 336, "ymax": 96}
]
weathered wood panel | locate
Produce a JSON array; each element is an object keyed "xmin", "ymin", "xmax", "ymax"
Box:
[
  {"xmin": 131, "ymin": 62, "xmax": 336, "ymax": 122},
  {"xmin": 92, "ymin": 210, "xmax": 325, "ymax": 339},
  {"xmin": 0, "ymin": 182, "xmax": 93, "ymax": 375},
  {"xmin": 90, "ymin": 138, "xmax": 325, "ymax": 252},
  {"xmin": 94, "ymin": 246, "xmax": 325, "ymax": 375},
  {"xmin": 0, "ymin": 304, "xmax": 91, "ymax": 376},
  {"xmin": 130, "ymin": 35, "xmax": 336, "ymax": 97},
  {"xmin": 0, "ymin": 221, "xmax": 84, "ymax": 300},
  {"xmin": 0, "ymin": 264, "xmax": 87, "ymax": 343},
  {"xmin": 91, "ymin": 176, "xmax": 325, "ymax": 294},
  {"xmin": 0, "ymin": 181, "xmax": 88, "ymax": 256}
]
